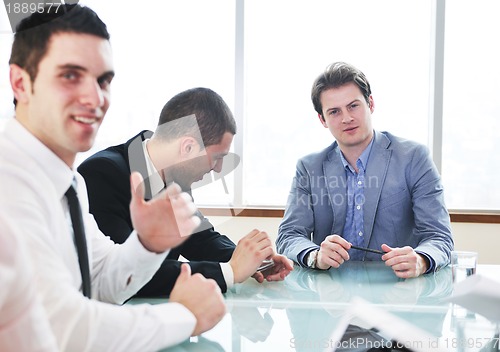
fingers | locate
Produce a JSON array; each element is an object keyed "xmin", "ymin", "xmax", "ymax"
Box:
[
  {"xmin": 243, "ymin": 229, "xmax": 271, "ymax": 246},
  {"xmin": 326, "ymin": 234, "xmax": 351, "ymax": 249},
  {"xmin": 178, "ymin": 263, "xmax": 191, "ymax": 282},
  {"xmin": 382, "ymin": 246, "xmax": 422, "ymax": 278},
  {"xmin": 169, "ymin": 192, "xmax": 198, "ymax": 219},
  {"xmin": 130, "ymin": 172, "xmax": 145, "ymax": 206},
  {"xmin": 316, "ymin": 235, "xmax": 351, "ymax": 269},
  {"xmin": 231, "ymin": 230, "xmax": 276, "ymax": 283},
  {"xmin": 274, "ymin": 256, "xmax": 294, "ymax": 271},
  {"xmin": 170, "ymin": 271, "xmax": 226, "ymax": 336},
  {"xmin": 245, "ymin": 229, "xmax": 261, "ymax": 238},
  {"xmin": 264, "ymin": 264, "xmax": 292, "ymax": 281},
  {"xmin": 164, "ymin": 182, "xmax": 182, "ymax": 197},
  {"xmin": 238, "ymin": 229, "xmax": 274, "ymax": 256},
  {"xmin": 130, "ymin": 177, "xmax": 200, "ymax": 252},
  {"xmin": 261, "ymin": 256, "xmax": 293, "ymax": 282},
  {"xmin": 158, "ymin": 183, "xmax": 201, "ymax": 237},
  {"xmin": 381, "ymin": 243, "xmax": 393, "ymax": 255},
  {"xmin": 252, "ymin": 272, "xmax": 265, "ymax": 283}
]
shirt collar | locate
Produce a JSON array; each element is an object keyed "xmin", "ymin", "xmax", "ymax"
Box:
[
  {"xmin": 339, "ymin": 132, "xmax": 375, "ymax": 172},
  {"xmin": 4, "ymin": 119, "xmax": 74, "ymax": 198},
  {"xmin": 141, "ymin": 139, "xmax": 166, "ymax": 196}
]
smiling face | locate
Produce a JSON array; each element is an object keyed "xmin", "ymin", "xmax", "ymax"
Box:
[
  {"xmin": 319, "ymin": 82, "xmax": 374, "ymax": 155},
  {"xmin": 11, "ymin": 32, "xmax": 114, "ymax": 167}
]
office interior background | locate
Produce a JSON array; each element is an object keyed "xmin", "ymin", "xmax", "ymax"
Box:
[{"xmin": 1, "ymin": 0, "xmax": 498, "ymax": 262}]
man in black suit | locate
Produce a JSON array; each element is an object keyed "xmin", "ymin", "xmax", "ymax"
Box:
[{"xmin": 78, "ymin": 87, "xmax": 293, "ymax": 297}]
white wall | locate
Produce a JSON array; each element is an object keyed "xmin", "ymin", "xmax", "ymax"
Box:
[{"xmin": 207, "ymin": 216, "xmax": 500, "ymax": 265}]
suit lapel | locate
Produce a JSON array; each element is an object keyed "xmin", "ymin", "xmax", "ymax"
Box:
[
  {"xmin": 124, "ymin": 130, "xmax": 154, "ymax": 200},
  {"xmin": 324, "ymin": 145, "xmax": 348, "ymax": 236},
  {"xmin": 363, "ymin": 131, "xmax": 392, "ymax": 246}
]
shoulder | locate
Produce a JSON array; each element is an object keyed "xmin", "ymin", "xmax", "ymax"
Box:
[
  {"xmin": 378, "ymin": 131, "xmax": 429, "ymax": 157},
  {"xmin": 78, "ymin": 144, "xmax": 129, "ymax": 176},
  {"xmin": 297, "ymin": 142, "xmax": 338, "ymax": 168}
]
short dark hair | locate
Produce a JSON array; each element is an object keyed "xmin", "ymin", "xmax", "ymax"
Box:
[
  {"xmin": 9, "ymin": 4, "xmax": 109, "ymax": 105},
  {"xmin": 311, "ymin": 62, "xmax": 372, "ymax": 118},
  {"xmin": 156, "ymin": 87, "xmax": 237, "ymax": 148}
]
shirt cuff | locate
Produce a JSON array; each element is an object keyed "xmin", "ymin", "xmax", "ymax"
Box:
[
  {"xmin": 220, "ymin": 262, "xmax": 234, "ymax": 288},
  {"xmin": 153, "ymin": 302, "xmax": 197, "ymax": 347},
  {"xmin": 416, "ymin": 251, "xmax": 435, "ymax": 274},
  {"xmin": 298, "ymin": 247, "xmax": 319, "ymax": 267},
  {"xmin": 126, "ymin": 230, "xmax": 170, "ymax": 264}
]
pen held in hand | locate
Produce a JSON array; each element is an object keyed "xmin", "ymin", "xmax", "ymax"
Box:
[{"xmin": 350, "ymin": 245, "xmax": 385, "ymax": 255}]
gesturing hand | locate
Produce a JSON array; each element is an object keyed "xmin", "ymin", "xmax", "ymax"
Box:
[
  {"xmin": 170, "ymin": 264, "xmax": 226, "ymax": 336},
  {"xmin": 129, "ymin": 172, "xmax": 201, "ymax": 253}
]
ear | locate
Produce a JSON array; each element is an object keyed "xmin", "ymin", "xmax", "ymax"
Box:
[
  {"xmin": 317, "ymin": 113, "xmax": 328, "ymax": 128},
  {"xmin": 10, "ymin": 64, "xmax": 32, "ymax": 105},
  {"xmin": 368, "ymin": 95, "xmax": 375, "ymax": 113},
  {"xmin": 179, "ymin": 136, "xmax": 199, "ymax": 158}
]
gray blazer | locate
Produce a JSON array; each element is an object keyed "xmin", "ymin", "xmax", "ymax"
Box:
[{"xmin": 276, "ymin": 130, "xmax": 453, "ymax": 271}]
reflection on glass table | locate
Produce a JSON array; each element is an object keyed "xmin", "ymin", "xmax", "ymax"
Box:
[{"xmin": 129, "ymin": 262, "xmax": 499, "ymax": 352}]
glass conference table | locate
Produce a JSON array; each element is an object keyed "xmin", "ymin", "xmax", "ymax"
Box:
[{"xmin": 130, "ymin": 262, "xmax": 500, "ymax": 352}]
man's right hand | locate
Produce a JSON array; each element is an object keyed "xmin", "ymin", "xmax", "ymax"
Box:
[
  {"xmin": 170, "ymin": 264, "xmax": 226, "ymax": 336},
  {"xmin": 229, "ymin": 229, "xmax": 274, "ymax": 283},
  {"xmin": 316, "ymin": 234, "xmax": 351, "ymax": 269},
  {"xmin": 129, "ymin": 172, "xmax": 200, "ymax": 253}
]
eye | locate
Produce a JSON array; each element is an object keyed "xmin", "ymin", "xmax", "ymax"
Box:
[
  {"xmin": 61, "ymin": 70, "xmax": 80, "ymax": 81},
  {"xmin": 348, "ymin": 103, "xmax": 359, "ymax": 111},
  {"xmin": 329, "ymin": 109, "xmax": 340, "ymax": 116},
  {"xmin": 98, "ymin": 74, "xmax": 114, "ymax": 90}
]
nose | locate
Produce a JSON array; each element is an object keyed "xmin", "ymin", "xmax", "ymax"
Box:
[
  {"xmin": 80, "ymin": 79, "xmax": 105, "ymax": 108},
  {"xmin": 212, "ymin": 159, "xmax": 223, "ymax": 173},
  {"xmin": 342, "ymin": 111, "xmax": 354, "ymax": 124}
]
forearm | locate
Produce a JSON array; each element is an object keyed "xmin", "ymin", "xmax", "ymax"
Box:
[{"xmin": 91, "ymin": 230, "xmax": 169, "ymax": 303}]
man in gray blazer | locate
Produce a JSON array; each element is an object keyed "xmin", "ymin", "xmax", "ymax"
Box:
[{"xmin": 276, "ymin": 62, "xmax": 453, "ymax": 278}]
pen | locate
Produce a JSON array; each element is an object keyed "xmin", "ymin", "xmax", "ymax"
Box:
[{"xmin": 350, "ymin": 245, "xmax": 385, "ymax": 255}]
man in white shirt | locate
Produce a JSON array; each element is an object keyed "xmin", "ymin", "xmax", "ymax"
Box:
[
  {"xmin": 0, "ymin": 223, "xmax": 58, "ymax": 352},
  {"xmin": 0, "ymin": 4, "xmax": 225, "ymax": 351}
]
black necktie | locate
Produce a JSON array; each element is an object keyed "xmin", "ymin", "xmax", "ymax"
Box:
[{"xmin": 65, "ymin": 183, "xmax": 91, "ymax": 298}]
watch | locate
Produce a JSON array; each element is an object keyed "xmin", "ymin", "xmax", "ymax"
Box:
[{"xmin": 306, "ymin": 250, "xmax": 319, "ymax": 269}]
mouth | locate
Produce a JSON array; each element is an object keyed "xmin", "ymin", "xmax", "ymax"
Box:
[
  {"xmin": 72, "ymin": 115, "xmax": 101, "ymax": 125},
  {"xmin": 343, "ymin": 126, "xmax": 358, "ymax": 133}
]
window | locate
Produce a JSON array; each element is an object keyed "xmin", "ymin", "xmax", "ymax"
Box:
[
  {"xmin": 441, "ymin": 0, "xmax": 500, "ymax": 211},
  {"xmin": 0, "ymin": 0, "xmax": 498, "ymax": 212},
  {"xmin": 243, "ymin": 0, "xmax": 432, "ymax": 206}
]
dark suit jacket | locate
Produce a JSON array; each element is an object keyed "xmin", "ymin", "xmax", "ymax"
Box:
[{"xmin": 78, "ymin": 130, "xmax": 236, "ymax": 297}]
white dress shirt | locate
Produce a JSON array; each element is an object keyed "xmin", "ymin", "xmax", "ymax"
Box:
[
  {"xmin": 142, "ymin": 139, "xmax": 234, "ymax": 288},
  {"xmin": 0, "ymin": 119, "xmax": 196, "ymax": 352},
  {"xmin": 0, "ymin": 222, "xmax": 58, "ymax": 352}
]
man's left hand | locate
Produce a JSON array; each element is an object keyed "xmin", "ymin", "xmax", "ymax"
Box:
[
  {"xmin": 381, "ymin": 244, "xmax": 428, "ymax": 278},
  {"xmin": 253, "ymin": 254, "xmax": 294, "ymax": 283}
]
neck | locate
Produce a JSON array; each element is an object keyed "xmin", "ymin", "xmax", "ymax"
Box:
[
  {"xmin": 340, "ymin": 134, "xmax": 374, "ymax": 171},
  {"xmin": 146, "ymin": 137, "xmax": 175, "ymax": 181},
  {"xmin": 15, "ymin": 114, "xmax": 76, "ymax": 168}
]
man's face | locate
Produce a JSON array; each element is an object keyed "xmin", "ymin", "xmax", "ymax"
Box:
[
  {"xmin": 319, "ymin": 82, "xmax": 374, "ymax": 152},
  {"xmin": 171, "ymin": 132, "xmax": 234, "ymax": 189},
  {"xmin": 15, "ymin": 32, "xmax": 114, "ymax": 166}
]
